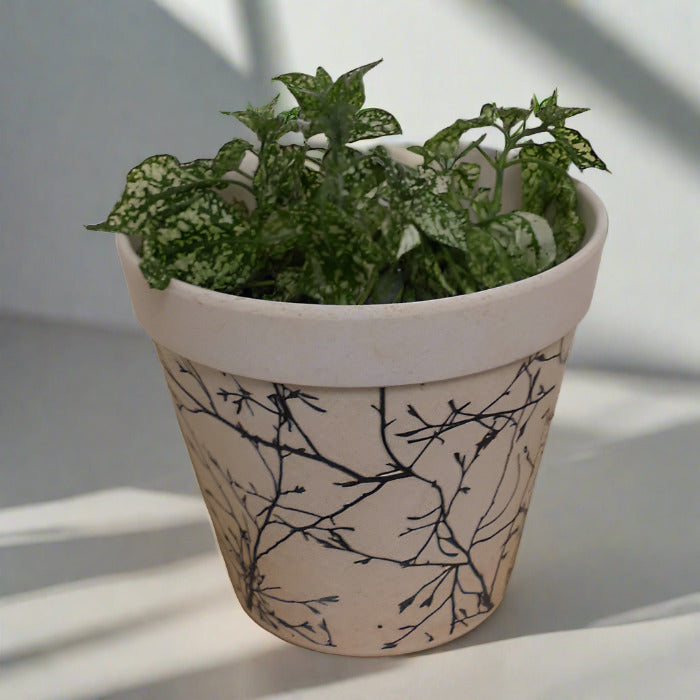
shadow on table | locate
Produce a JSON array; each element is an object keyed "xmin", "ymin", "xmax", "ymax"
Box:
[
  {"xmin": 103, "ymin": 419, "xmax": 699, "ymax": 698},
  {"xmin": 437, "ymin": 418, "xmax": 700, "ymax": 654},
  {"xmin": 0, "ymin": 522, "xmax": 215, "ymax": 597},
  {"xmin": 0, "ymin": 584, "xmax": 224, "ymax": 670},
  {"xmin": 2, "ymin": 419, "xmax": 697, "ymax": 699},
  {"xmin": 104, "ymin": 645, "xmax": 402, "ymax": 700}
]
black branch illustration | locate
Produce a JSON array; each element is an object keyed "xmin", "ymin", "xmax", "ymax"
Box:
[{"xmin": 158, "ymin": 343, "xmax": 564, "ymax": 651}]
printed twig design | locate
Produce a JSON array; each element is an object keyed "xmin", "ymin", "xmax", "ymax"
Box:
[{"xmin": 159, "ymin": 343, "xmax": 564, "ymax": 650}]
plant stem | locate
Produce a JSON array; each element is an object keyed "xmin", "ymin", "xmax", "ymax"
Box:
[
  {"xmin": 475, "ymin": 146, "xmax": 496, "ymax": 169},
  {"xmin": 490, "ymin": 140, "xmax": 511, "ymax": 217}
]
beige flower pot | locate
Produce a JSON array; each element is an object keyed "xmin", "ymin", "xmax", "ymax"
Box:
[{"xmin": 116, "ymin": 152, "xmax": 607, "ymax": 656}]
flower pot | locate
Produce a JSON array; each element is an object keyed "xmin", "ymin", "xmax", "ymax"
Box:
[{"xmin": 116, "ymin": 152, "xmax": 607, "ymax": 656}]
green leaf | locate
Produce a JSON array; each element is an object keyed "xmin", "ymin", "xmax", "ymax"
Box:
[
  {"xmin": 479, "ymin": 103, "xmax": 498, "ymax": 124},
  {"xmin": 486, "ymin": 211, "xmax": 555, "ymax": 273},
  {"xmin": 552, "ymin": 126, "xmax": 608, "ymax": 170},
  {"xmin": 423, "ymin": 117, "xmax": 491, "ymax": 159},
  {"xmin": 451, "ymin": 161, "xmax": 481, "ymax": 193},
  {"xmin": 329, "ymin": 59, "xmax": 383, "ymax": 111},
  {"xmin": 533, "ymin": 90, "xmax": 589, "ymax": 126},
  {"xmin": 253, "ymin": 143, "xmax": 307, "ymax": 208},
  {"xmin": 212, "ymin": 138, "xmax": 252, "ymax": 176},
  {"xmin": 223, "ymin": 96, "xmax": 297, "ymax": 143},
  {"xmin": 396, "ymin": 223, "xmax": 421, "ymax": 260},
  {"xmin": 273, "ymin": 71, "xmax": 324, "ymax": 116},
  {"xmin": 315, "ymin": 65, "xmax": 333, "ymax": 88},
  {"xmin": 410, "ymin": 191, "xmax": 470, "ymax": 251},
  {"xmin": 520, "ymin": 141, "xmax": 570, "ymax": 215},
  {"xmin": 86, "ymin": 155, "xmax": 216, "ymax": 235},
  {"xmin": 89, "ymin": 59, "xmax": 608, "ymax": 301},
  {"xmin": 140, "ymin": 189, "xmax": 250, "ymax": 292},
  {"xmin": 550, "ymin": 176, "xmax": 586, "ymax": 262},
  {"xmin": 496, "ymin": 106, "xmax": 531, "ymax": 129},
  {"xmin": 348, "ymin": 108, "xmax": 402, "ymax": 142},
  {"xmin": 519, "ymin": 142, "xmax": 586, "ymax": 262}
]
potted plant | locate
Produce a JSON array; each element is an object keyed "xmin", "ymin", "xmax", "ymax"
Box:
[{"xmin": 89, "ymin": 60, "xmax": 608, "ymax": 656}]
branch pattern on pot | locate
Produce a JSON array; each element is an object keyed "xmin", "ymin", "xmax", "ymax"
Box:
[{"xmin": 156, "ymin": 336, "xmax": 570, "ymax": 652}]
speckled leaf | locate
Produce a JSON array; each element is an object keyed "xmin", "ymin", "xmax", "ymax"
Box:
[
  {"xmin": 410, "ymin": 191, "xmax": 470, "ymax": 251},
  {"xmin": 178, "ymin": 158, "xmax": 216, "ymax": 180},
  {"xmin": 273, "ymin": 72, "xmax": 324, "ymax": 117},
  {"xmin": 552, "ymin": 126, "xmax": 608, "ymax": 170},
  {"xmin": 292, "ymin": 204, "xmax": 385, "ymax": 304},
  {"xmin": 479, "ymin": 103, "xmax": 498, "ymax": 124},
  {"xmin": 520, "ymin": 141, "xmax": 570, "ymax": 214},
  {"xmin": 302, "ymin": 242, "xmax": 379, "ymax": 305},
  {"xmin": 329, "ymin": 59, "xmax": 382, "ymax": 111},
  {"xmin": 86, "ymin": 155, "xmax": 217, "ymax": 236},
  {"xmin": 224, "ymin": 96, "xmax": 297, "ymax": 142},
  {"xmin": 89, "ymin": 60, "xmax": 607, "ymax": 302},
  {"xmin": 140, "ymin": 189, "xmax": 249, "ymax": 291},
  {"xmin": 486, "ymin": 211, "xmax": 555, "ymax": 273},
  {"xmin": 213, "ymin": 138, "xmax": 252, "ymax": 176},
  {"xmin": 520, "ymin": 142, "xmax": 586, "ymax": 262},
  {"xmin": 451, "ymin": 162, "xmax": 481, "ymax": 193},
  {"xmin": 422, "ymin": 117, "xmax": 491, "ymax": 158},
  {"xmin": 254, "ymin": 143, "xmax": 307, "ymax": 208},
  {"xmin": 469, "ymin": 188, "xmax": 494, "ymax": 223},
  {"xmin": 348, "ymin": 108, "xmax": 402, "ymax": 142},
  {"xmin": 406, "ymin": 145, "xmax": 429, "ymax": 159},
  {"xmin": 533, "ymin": 90, "xmax": 589, "ymax": 126},
  {"xmin": 275, "ymin": 71, "xmax": 316, "ymax": 94},
  {"xmin": 342, "ymin": 151, "xmax": 389, "ymax": 199},
  {"xmin": 496, "ymin": 106, "xmax": 531, "ymax": 129},
  {"xmin": 315, "ymin": 66, "xmax": 333, "ymax": 88},
  {"xmin": 550, "ymin": 176, "xmax": 586, "ymax": 262},
  {"xmin": 254, "ymin": 207, "xmax": 308, "ymax": 251},
  {"xmin": 516, "ymin": 211, "xmax": 557, "ymax": 272}
]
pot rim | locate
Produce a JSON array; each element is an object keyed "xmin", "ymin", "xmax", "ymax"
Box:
[{"xmin": 117, "ymin": 175, "xmax": 607, "ymax": 387}]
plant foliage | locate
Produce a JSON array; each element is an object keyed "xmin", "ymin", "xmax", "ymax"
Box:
[{"xmin": 88, "ymin": 60, "xmax": 607, "ymax": 304}]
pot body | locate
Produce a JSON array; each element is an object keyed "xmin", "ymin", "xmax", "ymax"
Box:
[
  {"xmin": 116, "ymin": 153, "xmax": 607, "ymax": 654},
  {"xmin": 154, "ymin": 334, "xmax": 572, "ymax": 655}
]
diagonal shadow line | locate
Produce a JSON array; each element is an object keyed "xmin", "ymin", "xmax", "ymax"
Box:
[
  {"xmin": 0, "ymin": 522, "xmax": 215, "ymax": 597},
  {"xmin": 569, "ymin": 358, "xmax": 700, "ymax": 382},
  {"xmin": 239, "ymin": 0, "xmax": 284, "ymax": 85},
  {"xmin": 0, "ymin": 582, "xmax": 231, "ymax": 669},
  {"xmin": 145, "ymin": 0, "xmax": 283, "ymax": 104},
  {"xmin": 100, "ymin": 641, "xmax": 402, "ymax": 700},
  {"xmin": 481, "ymin": 0, "xmax": 700, "ymax": 163}
]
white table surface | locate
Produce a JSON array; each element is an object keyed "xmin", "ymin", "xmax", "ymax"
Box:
[{"xmin": 1, "ymin": 314, "xmax": 699, "ymax": 699}]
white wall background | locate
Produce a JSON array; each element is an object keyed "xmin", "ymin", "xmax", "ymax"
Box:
[{"xmin": 1, "ymin": 0, "xmax": 698, "ymax": 374}]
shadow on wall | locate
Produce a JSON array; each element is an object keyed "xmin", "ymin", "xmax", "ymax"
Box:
[
  {"xmin": 0, "ymin": 0, "xmax": 281, "ymax": 326},
  {"xmin": 481, "ymin": 0, "xmax": 700, "ymax": 165}
]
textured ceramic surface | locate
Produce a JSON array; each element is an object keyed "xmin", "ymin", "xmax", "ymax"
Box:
[{"xmin": 155, "ymin": 334, "xmax": 572, "ymax": 655}]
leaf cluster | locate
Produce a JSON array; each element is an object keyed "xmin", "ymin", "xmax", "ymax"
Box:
[{"xmin": 88, "ymin": 60, "xmax": 607, "ymax": 304}]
